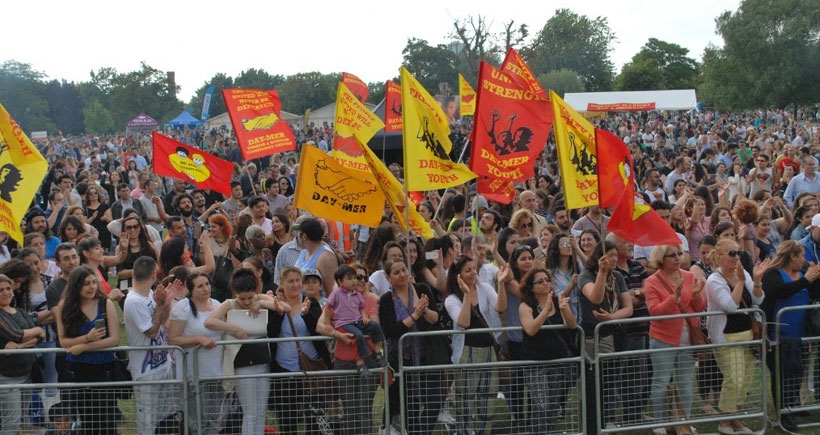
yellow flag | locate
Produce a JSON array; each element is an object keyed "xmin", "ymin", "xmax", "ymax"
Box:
[
  {"xmin": 400, "ymin": 67, "xmax": 476, "ymax": 191},
  {"xmin": 458, "ymin": 74, "xmax": 476, "ymax": 116},
  {"xmin": 293, "ymin": 145, "xmax": 384, "ymax": 228},
  {"xmin": 353, "ymin": 132, "xmax": 435, "ymax": 239},
  {"xmin": 550, "ymin": 91, "xmax": 599, "ymax": 209},
  {"xmin": 332, "ymin": 82, "xmax": 385, "ymax": 165},
  {"xmin": 0, "ymin": 102, "xmax": 49, "ymax": 244}
]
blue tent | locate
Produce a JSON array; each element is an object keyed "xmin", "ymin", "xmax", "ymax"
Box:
[{"xmin": 165, "ymin": 110, "xmax": 203, "ymax": 129}]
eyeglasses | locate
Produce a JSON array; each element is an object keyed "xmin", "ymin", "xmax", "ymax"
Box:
[
  {"xmin": 533, "ymin": 277, "xmax": 552, "ymax": 285},
  {"xmin": 726, "ymin": 250, "xmax": 740, "ymax": 258},
  {"xmin": 664, "ymin": 252, "xmax": 684, "ymax": 258},
  {"xmin": 356, "ymin": 275, "xmax": 367, "ymax": 281},
  {"xmin": 520, "ymin": 222, "xmax": 533, "ymax": 229},
  {"xmin": 125, "ymin": 224, "xmax": 140, "ymax": 230}
]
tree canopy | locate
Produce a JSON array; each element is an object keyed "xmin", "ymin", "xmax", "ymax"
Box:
[{"xmin": 616, "ymin": 38, "xmax": 700, "ymax": 91}]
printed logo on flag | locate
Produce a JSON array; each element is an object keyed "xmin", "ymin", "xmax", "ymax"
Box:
[
  {"xmin": 169, "ymin": 147, "xmax": 213, "ymax": 183},
  {"xmin": 313, "ymin": 157, "xmax": 378, "ymax": 207}
]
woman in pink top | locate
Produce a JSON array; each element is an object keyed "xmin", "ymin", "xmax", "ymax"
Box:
[{"xmin": 644, "ymin": 244, "xmax": 706, "ymax": 434}]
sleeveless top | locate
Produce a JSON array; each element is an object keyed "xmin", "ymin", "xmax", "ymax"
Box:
[{"xmin": 67, "ymin": 299, "xmax": 115, "ymax": 365}]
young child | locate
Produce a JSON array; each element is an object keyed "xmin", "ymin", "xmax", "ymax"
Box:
[
  {"xmin": 325, "ymin": 264, "xmax": 385, "ymax": 375},
  {"xmin": 302, "ymin": 269, "xmax": 327, "ymax": 307},
  {"xmin": 47, "ymin": 402, "xmax": 78, "ymax": 434}
]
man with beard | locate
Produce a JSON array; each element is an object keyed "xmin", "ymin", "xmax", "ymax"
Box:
[
  {"xmin": 163, "ymin": 179, "xmax": 188, "ymax": 213},
  {"xmin": 172, "ymin": 193, "xmax": 202, "ymax": 257},
  {"xmin": 478, "ymin": 210, "xmax": 502, "ymax": 241},
  {"xmin": 550, "ymin": 202, "xmax": 573, "ymax": 233},
  {"xmin": 25, "ymin": 209, "xmax": 61, "ymax": 259},
  {"xmin": 247, "ymin": 196, "xmax": 273, "ymax": 234}
]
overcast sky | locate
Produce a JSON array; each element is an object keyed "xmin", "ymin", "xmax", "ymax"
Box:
[{"xmin": 4, "ymin": 0, "xmax": 741, "ymax": 102}]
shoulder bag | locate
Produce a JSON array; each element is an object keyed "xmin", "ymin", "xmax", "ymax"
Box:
[
  {"xmin": 470, "ymin": 304, "xmax": 512, "ymax": 385},
  {"xmin": 656, "ymin": 273, "xmax": 711, "ymax": 360},
  {"xmin": 285, "ymin": 312, "xmax": 327, "ymax": 373}
]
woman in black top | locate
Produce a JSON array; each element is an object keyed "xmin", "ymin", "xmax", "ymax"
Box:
[
  {"xmin": 116, "ymin": 215, "xmax": 158, "ymax": 290},
  {"xmin": 518, "ymin": 267, "xmax": 577, "ymax": 433}
]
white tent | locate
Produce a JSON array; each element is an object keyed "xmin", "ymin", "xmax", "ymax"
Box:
[{"xmin": 563, "ymin": 89, "xmax": 697, "ymax": 112}]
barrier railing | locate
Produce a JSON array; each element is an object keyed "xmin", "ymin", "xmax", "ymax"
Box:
[
  {"xmin": 191, "ymin": 335, "xmax": 390, "ymax": 435},
  {"xmin": 593, "ymin": 309, "xmax": 768, "ymax": 434},
  {"xmin": 0, "ymin": 344, "xmax": 187, "ymax": 435},
  {"xmin": 397, "ymin": 325, "xmax": 586, "ymax": 435},
  {"xmin": 773, "ymin": 303, "xmax": 820, "ymax": 432}
]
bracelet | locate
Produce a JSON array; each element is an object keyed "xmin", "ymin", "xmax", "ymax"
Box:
[{"xmin": 754, "ymin": 282, "xmax": 762, "ymax": 288}]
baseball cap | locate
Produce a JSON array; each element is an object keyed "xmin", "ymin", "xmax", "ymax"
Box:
[
  {"xmin": 303, "ymin": 269, "xmax": 322, "ymax": 283},
  {"xmin": 807, "ymin": 213, "xmax": 820, "ymax": 231}
]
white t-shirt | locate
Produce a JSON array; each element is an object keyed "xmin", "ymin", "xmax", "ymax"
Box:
[
  {"xmin": 369, "ymin": 270, "xmax": 391, "ymax": 297},
  {"xmin": 444, "ymin": 281, "xmax": 501, "ymax": 364},
  {"xmin": 124, "ymin": 290, "xmax": 173, "ymax": 380},
  {"xmin": 170, "ymin": 298, "xmax": 223, "ymax": 379}
]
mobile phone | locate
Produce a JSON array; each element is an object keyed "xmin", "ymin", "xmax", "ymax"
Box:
[
  {"xmin": 425, "ymin": 251, "xmax": 440, "ymax": 260},
  {"xmin": 94, "ymin": 319, "xmax": 106, "ymax": 330}
]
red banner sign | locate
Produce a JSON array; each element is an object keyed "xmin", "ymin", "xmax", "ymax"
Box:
[
  {"xmin": 222, "ymin": 89, "xmax": 296, "ymax": 161},
  {"xmin": 586, "ymin": 102, "xmax": 656, "ymax": 112}
]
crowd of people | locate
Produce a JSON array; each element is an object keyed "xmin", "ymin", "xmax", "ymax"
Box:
[{"xmin": 0, "ymin": 107, "xmax": 818, "ymax": 434}]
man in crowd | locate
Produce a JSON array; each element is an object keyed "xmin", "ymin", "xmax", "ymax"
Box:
[
  {"xmin": 247, "ymin": 196, "xmax": 273, "ymax": 234},
  {"xmin": 293, "ymin": 217, "xmax": 338, "ymax": 296},
  {"xmin": 784, "ymin": 156, "xmax": 820, "ymax": 208},
  {"xmin": 111, "ymin": 182, "xmax": 146, "ymax": 220},
  {"xmin": 139, "ymin": 178, "xmax": 168, "ymax": 233}
]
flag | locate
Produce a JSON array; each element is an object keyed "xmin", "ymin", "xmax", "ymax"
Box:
[
  {"xmin": 469, "ymin": 61, "xmax": 550, "ymax": 183},
  {"xmin": 476, "ymin": 176, "xmax": 516, "ymax": 205},
  {"xmin": 384, "ymin": 81, "xmax": 402, "ymax": 133},
  {"xmin": 0, "ymin": 102, "xmax": 49, "ymax": 244},
  {"xmin": 332, "ymin": 82, "xmax": 384, "ymax": 162},
  {"xmin": 596, "ymin": 128, "xmax": 633, "ymax": 209},
  {"xmin": 342, "ymin": 72, "xmax": 369, "ymax": 103},
  {"xmin": 458, "ymin": 74, "xmax": 476, "ymax": 116},
  {"xmin": 293, "ymin": 145, "xmax": 384, "ymax": 228},
  {"xmin": 222, "ymin": 88, "xmax": 296, "ymax": 160},
  {"xmin": 152, "ymin": 132, "xmax": 234, "ymax": 196},
  {"xmin": 353, "ymin": 132, "xmax": 435, "ymax": 239},
  {"xmin": 400, "ymin": 67, "xmax": 476, "ymax": 191},
  {"xmin": 596, "ymin": 128, "xmax": 680, "ymax": 245},
  {"xmin": 551, "ymin": 90, "xmax": 598, "ymax": 209},
  {"xmin": 501, "ymin": 48, "xmax": 548, "ymax": 100},
  {"xmin": 201, "ymin": 86, "xmax": 214, "ymax": 120}
]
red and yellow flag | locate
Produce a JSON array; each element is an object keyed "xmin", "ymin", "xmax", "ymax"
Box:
[
  {"xmin": 332, "ymin": 82, "xmax": 384, "ymax": 164},
  {"xmin": 0, "ymin": 102, "xmax": 49, "ymax": 244},
  {"xmin": 342, "ymin": 72, "xmax": 369, "ymax": 104},
  {"xmin": 596, "ymin": 128, "xmax": 632, "ymax": 209},
  {"xmin": 294, "ymin": 145, "xmax": 384, "ymax": 228},
  {"xmin": 469, "ymin": 61, "xmax": 550, "ymax": 183},
  {"xmin": 551, "ymin": 91, "xmax": 598, "ymax": 210},
  {"xmin": 458, "ymin": 74, "xmax": 476, "ymax": 116},
  {"xmin": 476, "ymin": 176, "xmax": 516, "ymax": 205},
  {"xmin": 501, "ymin": 47, "xmax": 548, "ymax": 100},
  {"xmin": 152, "ymin": 132, "xmax": 235, "ymax": 196},
  {"xmin": 222, "ymin": 89, "xmax": 296, "ymax": 160},
  {"xmin": 400, "ymin": 67, "xmax": 476, "ymax": 191},
  {"xmin": 384, "ymin": 81, "xmax": 403, "ymax": 133}
]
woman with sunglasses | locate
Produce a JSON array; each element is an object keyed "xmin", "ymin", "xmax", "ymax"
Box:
[
  {"xmin": 509, "ymin": 209, "xmax": 535, "ymax": 238},
  {"xmin": 578, "ymin": 241, "xmax": 633, "ymax": 434},
  {"xmin": 547, "ymin": 233, "xmax": 581, "ymax": 318},
  {"xmin": 116, "ymin": 215, "xmax": 158, "ymax": 290},
  {"xmin": 83, "ymin": 184, "xmax": 112, "ymax": 251},
  {"xmin": 644, "ymin": 244, "xmax": 706, "ymax": 434},
  {"xmin": 704, "ymin": 239, "xmax": 768, "ymax": 434}
]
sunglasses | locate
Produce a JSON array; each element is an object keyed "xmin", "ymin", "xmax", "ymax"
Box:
[
  {"xmin": 726, "ymin": 250, "xmax": 740, "ymax": 258},
  {"xmin": 356, "ymin": 275, "xmax": 367, "ymax": 281},
  {"xmin": 125, "ymin": 224, "xmax": 140, "ymax": 230},
  {"xmin": 514, "ymin": 245, "xmax": 533, "ymax": 254},
  {"xmin": 520, "ymin": 222, "xmax": 533, "ymax": 228},
  {"xmin": 664, "ymin": 252, "xmax": 683, "ymax": 258},
  {"xmin": 533, "ymin": 277, "xmax": 552, "ymax": 285},
  {"xmin": 560, "ymin": 241, "xmax": 571, "ymax": 248}
]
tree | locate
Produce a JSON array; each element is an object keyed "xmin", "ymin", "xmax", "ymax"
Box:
[
  {"xmin": 83, "ymin": 100, "xmax": 115, "ymax": 134},
  {"xmin": 190, "ymin": 73, "xmax": 235, "ymax": 118},
  {"xmin": 700, "ymin": 0, "xmax": 820, "ymax": 110},
  {"xmin": 539, "ymin": 69, "xmax": 585, "ymax": 98},
  {"xmin": 523, "ymin": 9, "xmax": 616, "ymax": 91},
  {"xmin": 401, "ymin": 38, "xmax": 458, "ymax": 92},
  {"xmin": 616, "ymin": 38, "xmax": 700, "ymax": 91},
  {"xmin": 44, "ymin": 80, "xmax": 84, "ymax": 135},
  {"xmin": 277, "ymin": 72, "xmax": 338, "ymax": 114},
  {"xmin": 450, "ymin": 16, "xmax": 528, "ymax": 80},
  {"xmin": 0, "ymin": 61, "xmax": 54, "ymax": 133},
  {"xmin": 367, "ymin": 81, "xmax": 387, "ymax": 106}
]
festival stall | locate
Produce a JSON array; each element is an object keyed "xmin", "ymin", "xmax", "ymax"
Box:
[{"xmin": 125, "ymin": 112, "xmax": 159, "ymax": 134}]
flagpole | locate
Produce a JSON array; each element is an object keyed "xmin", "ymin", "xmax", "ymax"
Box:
[{"xmin": 432, "ymin": 139, "xmax": 472, "ymax": 221}]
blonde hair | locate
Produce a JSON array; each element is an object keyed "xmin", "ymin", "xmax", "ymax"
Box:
[
  {"xmin": 707, "ymin": 238, "xmax": 740, "ymax": 265},
  {"xmin": 648, "ymin": 244, "xmax": 684, "ymax": 270}
]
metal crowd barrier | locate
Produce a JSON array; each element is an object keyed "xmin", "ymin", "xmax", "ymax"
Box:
[
  {"xmin": 397, "ymin": 325, "xmax": 586, "ymax": 435},
  {"xmin": 593, "ymin": 309, "xmax": 768, "ymax": 435},
  {"xmin": 773, "ymin": 303, "xmax": 820, "ymax": 432},
  {"xmin": 0, "ymin": 344, "xmax": 187, "ymax": 435},
  {"xmin": 192, "ymin": 335, "xmax": 390, "ymax": 435}
]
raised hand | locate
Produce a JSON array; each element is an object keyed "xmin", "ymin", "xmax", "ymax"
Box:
[
  {"xmin": 558, "ymin": 289, "xmax": 571, "ymax": 311},
  {"xmin": 497, "ymin": 264, "xmax": 511, "ymax": 284}
]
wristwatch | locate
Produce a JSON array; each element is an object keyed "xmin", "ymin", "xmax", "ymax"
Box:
[{"xmin": 633, "ymin": 289, "xmax": 641, "ymax": 297}]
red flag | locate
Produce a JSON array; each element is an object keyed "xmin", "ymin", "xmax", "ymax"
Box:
[
  {"xmin": 476, "ymin": 176, "xmax": 516, "ymax": 205},
  {"xmin": 596, "ymin": 128, "xmax": 680, "ymax": 245},
  {"xmin": 408, "ymin": 191, "xmax": 425, "ymax": 206},
  {"xmin": 151, "ymin": 132, "xmax": 234, "ymax": 196},
  {"xmin": 342, "ymin": 72, "xmax": 369, "ymax": 103},
  {"xmin": 596, "ymin": 128, "xmax": 633, "ymax": 209},
  {"xmin": 222, "ymin": 89, "xmax": 296, "ymax": 161},
  {"xmin": 501, "ymin": 47, "xmax": 549, "ymax": 100},
  {"xmin": 384, "ymin": 81, "xmax": 402, "ymax": 133},
  {"xmin": 469, "ymin": 61, "xmax": 551, "ymax": 183}
]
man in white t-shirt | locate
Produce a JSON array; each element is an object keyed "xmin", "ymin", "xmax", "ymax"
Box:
[{"xmin": 123, "ymin": 256, "xmax": 178, "ymax": 434}]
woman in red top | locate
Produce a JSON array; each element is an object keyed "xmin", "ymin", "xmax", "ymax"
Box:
[{"xmin": 644, "ymin": 244, "xmax": 706, "ymax": 434}]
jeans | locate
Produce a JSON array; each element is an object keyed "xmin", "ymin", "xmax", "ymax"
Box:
[
  {"xmin": 334, "ymin": 360, "xmax": 379, "ymax": 435},
  {"xmin": 526, "ymin": 365, "xmax": 564, "ymax": 434},
  {"xmin": 0, "ymin": 374, "xmax": 27, "ymax": 435},
  {"xmin": 455, "ymin": 345, "xmax": 494, "ymax": 435},
  {"xmin": 134, "ymin": 364, "xmax": 179, "ymax": 434},
  {"xmin": 236, "ymin": 364, "xmax": 270, "ymax": 435},
  {"xmin": 189, "ymin": 380, "xmax": 223, "ymax": 435},
  {"xmin": 36, "ymin": 340, "xmax": 58, "ymax": 397},
  {"xmin": 341, "ymin": 321, "xmax": 384, "ymax": 360},
  {"xmin": 649, "ymin": 338, "xmax": 696, "ymax": 420}
]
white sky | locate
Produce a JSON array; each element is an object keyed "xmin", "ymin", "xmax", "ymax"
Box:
[{"xmin": 4, "ymin": 0, "xmax": 740, "ymax": 102}]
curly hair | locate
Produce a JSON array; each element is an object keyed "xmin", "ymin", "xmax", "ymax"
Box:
[{"xmin": 733, "ymin": 198, "xmax": 759, "ymax": 225}]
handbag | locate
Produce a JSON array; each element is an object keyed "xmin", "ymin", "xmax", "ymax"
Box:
[
  {"xmin": 806, "ymin": 300, "xmax": 820, "ymax": 336},
  {"xmin": 657, "ymin": 274, "xmax": 711, "ymax": 360},
  {"xmin": 210, "ymin": 254, "xmax": 234, "ymax": 301},
  {"xmin": 470, "ymin": 304, "xmax": 512, "ymax": 385},
  {"xmin": 285, "ymin": 312, "xmax": 329, "ymax": 393},
  {"xmin": 717, "ymin": 270, "xmax": 762, "ymax": 340}
]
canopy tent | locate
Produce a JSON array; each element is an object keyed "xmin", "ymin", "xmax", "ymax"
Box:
[
  {"xmin": 125, "ymin": 113, "xmax": 158, "ymax": 133},
  {"xmin": 563, "ymin": 89, "xmax": 697, "ymax": 112},
  {"xmin": 165, "ymin": 110, "xmax": 203, "ymax": 129}
]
